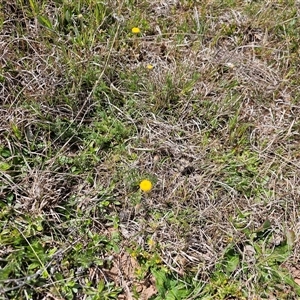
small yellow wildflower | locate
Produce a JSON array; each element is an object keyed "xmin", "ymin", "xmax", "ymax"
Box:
[
  {"xmin": 148, "ymin": 238, "xmax": 156, "ymax": 249},
  {"xmin": 131, "ymin": 27, "xmax": 141, "ymax": 34},
  {"xmin": 146, "ymin": 64, "xmax": 154, "ymax": 70},
  {"xmin": 155, "ymin": 257, "xmax": 161, "ymax": 264},
  {"xmin": 148, "ymin": 239, "xmax": 156, "ymax": 250},
  {"xmin": 139, "ymin": 179, "xmax": 152, "ymax": 192},
  {"xmin": 130, "ymin": 250, "xmax": 138, "ymax": 258}
]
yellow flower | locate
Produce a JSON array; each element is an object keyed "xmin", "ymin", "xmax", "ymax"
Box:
[
  {"xmin": 155, "ymin": 257, "xmax": 161, "ymax": 264},
  {"xmin": 146, "ymin": 64, "xmax": 154, "ymax": 70},
  {"xmin": 131, "ymin": 27, "xmax": 141, "ymax": 34},
  {"xmin": 148, "ymin": 238, "xmax": 156, "ymax": 248},
  {"xmin": 139, "ymin": 179, "xmax": 152, "ymax": 192}
]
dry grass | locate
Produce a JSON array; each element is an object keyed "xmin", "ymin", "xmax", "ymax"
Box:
[{"xmin": 1, "ymin": 0, "xmax": 300, "ymax": 299}]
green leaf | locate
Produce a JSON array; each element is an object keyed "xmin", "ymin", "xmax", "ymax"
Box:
[
  {"xmin": 254, "ymin": 219, "xmax": 271, "ymax": 234},
  {"xmin": 28, "ymin": 262, "xmax": 40, "ymax": 270},
  {"xmin": 97, "ymin": 280, "xmax": 105, "ymax": 293},
  {"xmin": 165, "ymin": 292, "xmax": 176, "ymax": 300},
  {"xmin": 0, "ymin": 148, "xmax": 11, "ymax": 158},
  {"xmin": 42, "ymin": 270, "xmax": 49, "ymax": 279},
  {"xmin": 11, "ymin": 123, "xmax": 22, "ymax": 139},
  {"xmin": 168, "ymin": 284, "xmax": 190, "ymax": 300},
  {"xmin": 225, "ymin": 254, "xmax": 240, "ymax": 273},
  {"xmin": 262, "ymin": 219, "xmax": 271, "ymax": 230},
  {"xmin": 276, "ymin": 269, "xmax": 300, "ymax": 296},
  {"xmin": 0, "ymin": 162, "xmax": 10, "ymax": 171},
  {"xmin": 152, "ymin": 268, "xmax": 168, "ymax": 295},
  {"xmin": 223, "ymin": 247, "xmax": 240, "ymax": 273},
  {"xmin": 29, "ymin": 0, "xmax": 39, "ymax": 15},
  {"xmin": 48, "ymin": 247, "xmax": 58, "ymax": 257},
  {"xmin": 38, "ymin": 15, "xmax": 53, "ymax": 29},
  {"xmin": 267, "ymin": 243, "xmax": 290, "ymax": 265}
]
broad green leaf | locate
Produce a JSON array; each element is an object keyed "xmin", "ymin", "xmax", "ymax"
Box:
[
  {"xmin": 226, "ymin": 255, "xmax": 240, "ymax": 273},
  {"xmin": 0, "ymin": 148, "xmax": 11, "ymax": 158},
  {"xmin": 97, "ymin": 280, "xmax": 105, "ymax": 293},
  {"xmin": 262, "ymin": 219, "xmax": 271, "ymax": 230},
  {"xmin": 165, "ymin": 292, "xmax": 176, "ymax": 300},
  {"xmin": 0, "ymin": 162, "xmax": 10, "ymax": 171},
  {"xmin": 152, "ymin": 268, "xmax": 168, "ymax": 295},
  {"xmin": 28, "ymin": 262, "xmax": 40, "ymax": 270},
  {"xmin": 268, "ymin": 243, "xmax": 290, "ymax": 265}
]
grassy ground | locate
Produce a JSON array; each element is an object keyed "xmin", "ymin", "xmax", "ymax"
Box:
[{"xmin": 1, "ymin": 0, "xmax": 300, "ymax": 299}]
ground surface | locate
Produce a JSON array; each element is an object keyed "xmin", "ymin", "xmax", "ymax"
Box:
[{"xmin": 1, "ymin": 1, "xmax": 300, "ymax": 299}]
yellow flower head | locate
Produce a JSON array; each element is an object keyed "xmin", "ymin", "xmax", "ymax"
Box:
[
  {"xmin": 139, "ymin": 179, "xmax": 152, "ymax": 192},
  {"xmin": 146, "ymin": 64, "xmax": 154, "ymax": 70},
  {"xmin": 147, "ymin": 238, "xmax": 156, "ymax": 249},
  {"xmin": 132, "ymin": 27, "xmax": 141, "ymax": 34}
]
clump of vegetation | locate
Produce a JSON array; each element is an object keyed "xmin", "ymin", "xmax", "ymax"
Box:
[{"xmin": 1, "ymin": 0, "xmax": 300, "ymax": 299}]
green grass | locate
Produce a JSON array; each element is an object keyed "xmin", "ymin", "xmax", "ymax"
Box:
[{"xmin": 1, "ymin": 0, "xmax": 300, "ymax": 299}]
